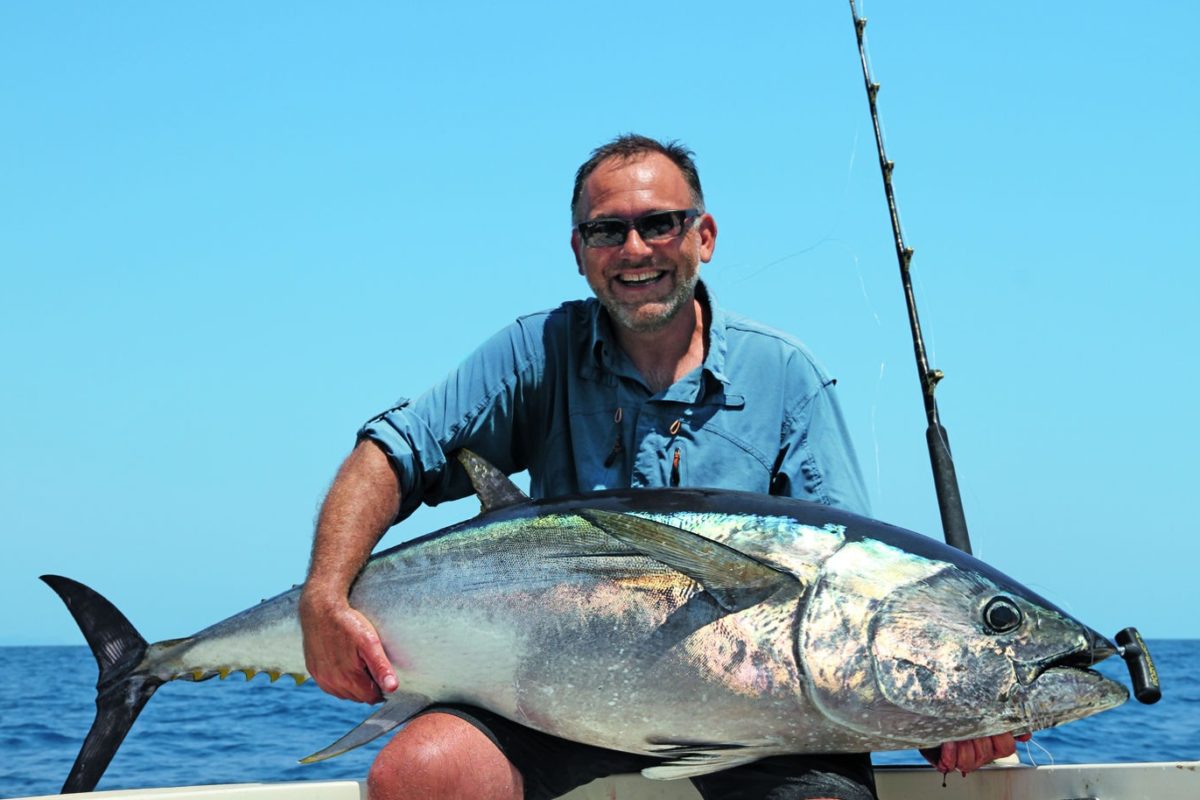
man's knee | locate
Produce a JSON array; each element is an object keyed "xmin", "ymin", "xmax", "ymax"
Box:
[{"xmin": 367, "ymin": 712, "xmax": 522, "ymax": 800}]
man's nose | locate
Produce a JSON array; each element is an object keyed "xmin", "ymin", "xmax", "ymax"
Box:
[{"xmin": 620, "ymin": 227, "xmax": 653, "ymax": 258}]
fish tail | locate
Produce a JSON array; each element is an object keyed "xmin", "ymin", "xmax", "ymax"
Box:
[{"xmin": 41, "ymin": 575, "xmax": 165, "ymax": 793}]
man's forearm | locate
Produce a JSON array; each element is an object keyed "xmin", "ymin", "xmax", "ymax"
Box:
[{"xmin": 304, "ymin": 438, "xmax": 401, "ymax": 604}]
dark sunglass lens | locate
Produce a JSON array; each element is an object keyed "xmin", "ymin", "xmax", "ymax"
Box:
[
  {"xmin": 636, "ymin": 211, "xmax": 684, "ymax": 241},
  {"xmin": 582, "ymin": 220, "xmax": 628, "ymax": 247}
]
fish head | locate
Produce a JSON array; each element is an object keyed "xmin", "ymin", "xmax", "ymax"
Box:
[{"xmin": 867, "ymin": 563, "xmax": 1129, "ymax": 741}]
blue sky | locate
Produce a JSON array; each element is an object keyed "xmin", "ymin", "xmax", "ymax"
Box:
[{"xmin": 3, "ymin": 1, "xmax": 1197, "ymax": 647}]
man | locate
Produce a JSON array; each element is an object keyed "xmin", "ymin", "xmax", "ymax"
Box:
[{"xmin": 299, "ymin": 135, "xmax": 1019, "ymax": 800}]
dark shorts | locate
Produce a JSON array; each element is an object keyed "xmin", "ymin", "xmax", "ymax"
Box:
[{"xmin": 425, "ymin": 705, "xmax": 878, "ymax": 800}]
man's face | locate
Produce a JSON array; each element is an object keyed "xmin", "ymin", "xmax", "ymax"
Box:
[{"xmin": 572, "ymin": 153, "xmax": 716, "ymax": 333}]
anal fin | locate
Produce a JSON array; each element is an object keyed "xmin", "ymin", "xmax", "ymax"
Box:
[
  {"xmin": 300, "ymin": 691, "xmax": 430, "ymax": 763},
  {"xmin": 641, "ymin": 740, "xmax": 773, "ymax": 780}
]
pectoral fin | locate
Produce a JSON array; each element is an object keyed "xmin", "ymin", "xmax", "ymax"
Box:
[
  {"xmin": 576, "ymin": 509, "xmax": 793, "ymax": 613},
  {"xmin": 300, "ymin": 691, "xmax": 430, "ymax": 763}
]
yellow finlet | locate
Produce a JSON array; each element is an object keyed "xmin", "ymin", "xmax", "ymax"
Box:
[
  {"xmin": 242, "ymin": 668, "xmax": 258, "ymax": 680},
  {"xmin": 268, "ymin": 670, "xmax": 282, "ymax": 683},
  {"xmin": 191, "ymin": 669, "xmax": 206, "ymax": 681},
  {"xmin": 218, "ymin": 667, "xmax": 231, "ymax": 680},
  {"xmin": 290, "ymin": 673, "xmax": 308, "ymax": 685}
]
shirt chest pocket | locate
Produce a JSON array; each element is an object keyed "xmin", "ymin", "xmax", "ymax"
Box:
[
  {"xmin": 641, "ymin": 393, "xmax": 776, "ymax": 493},
  {"xmin": 667, "ymin": 406, "xmax": 776, "ymax": 494}
]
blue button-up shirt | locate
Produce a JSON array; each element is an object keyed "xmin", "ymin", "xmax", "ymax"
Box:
[{"xmin": 361, "ymin": 283, "xmax": 869, "ymax": 522}]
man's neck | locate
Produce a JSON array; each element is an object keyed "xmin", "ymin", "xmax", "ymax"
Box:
[{"xmin": 613, "ymin": 297, "xmax": 707, "ymax": 394}]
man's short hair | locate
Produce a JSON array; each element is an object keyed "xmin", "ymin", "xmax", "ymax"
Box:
[{"xmin": 571, "ymin": 134, "xmax": 705, "ymax": 223}]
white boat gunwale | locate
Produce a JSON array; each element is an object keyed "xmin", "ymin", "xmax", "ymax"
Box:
[{"xmin": 11, "ymin": 762, "xmax": 1199, "ymax": 800}]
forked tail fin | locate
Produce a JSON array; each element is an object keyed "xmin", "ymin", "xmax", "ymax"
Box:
[{"xmin": 41, "ymin": 575, "xmax": 164, "ymax": 793}]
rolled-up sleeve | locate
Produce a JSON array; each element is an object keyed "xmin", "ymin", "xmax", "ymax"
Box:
[{"xmin": 358, "ymin": 318, "xmax": 543, "ymax": 522}]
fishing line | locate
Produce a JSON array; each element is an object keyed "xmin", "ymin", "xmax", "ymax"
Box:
[
  {"xmin": 1017, "ymin": 697, "xmax": 1053, "ymax": 767},
  {"xmin": 728, "ymin": 110, "xmax": 865, "ymax": 285},
  {"xmin": 728, "ymin": 240, "xmax": 831, "ymax": 285},
  {"xmin": 871, "ymin": 360, "xmax": 886, "ymax": 501},
  {"xmin": 846, "ymin": 125, "xmax": 861, "ymax": 185},
  {"xmin": 852, "ymin": 246, "xmax": 883, "ymax": 327},
  {"xmin": 1024, "ymin": 735, "xmax": 1056, "ymax": 767}
]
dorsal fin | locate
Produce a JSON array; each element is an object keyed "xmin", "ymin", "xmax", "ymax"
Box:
[{"xmin": 456, "ymin": 449, "xmax": 529, "ymax": 512}]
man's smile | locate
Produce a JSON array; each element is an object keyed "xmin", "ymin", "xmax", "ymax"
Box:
[{"xmin": 614, "ymin": 269, "xmax": 667, "ymax": 288}]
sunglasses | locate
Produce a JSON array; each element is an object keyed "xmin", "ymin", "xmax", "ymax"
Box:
[{"xmin": 576, "ymin": 208, "xmax": 700, "ymax": 248}]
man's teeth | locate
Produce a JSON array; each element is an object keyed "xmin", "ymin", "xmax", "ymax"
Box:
[{"xmin": 618, "ymin": 271, "xmax": 664, "ymax": 285}]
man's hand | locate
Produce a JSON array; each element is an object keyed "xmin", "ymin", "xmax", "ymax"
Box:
[
  {"xmin": 300, "ymin": 591, "xmax": 398, "ymax": 704},
  {"xmin": 921, "ymin": 733, "xmax": 1031, "ymax": 776}
]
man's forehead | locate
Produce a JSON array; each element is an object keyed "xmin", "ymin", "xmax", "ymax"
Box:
[
  {"xmin": 580, "ymin": 152, "xmax": 690, "ymax": 214},
  {"xmin": 589, "ymin": 151, "xmax": 681, "ymax": 181}
]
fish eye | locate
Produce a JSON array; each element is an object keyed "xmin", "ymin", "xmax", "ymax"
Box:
[{"xmin": 983, "ymin": 596, "xmax": 1023, "ymax": 633}]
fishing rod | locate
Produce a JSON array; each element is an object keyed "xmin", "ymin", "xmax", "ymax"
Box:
[
  {"xmin": 846, "ymin": 3, "xmax": 1162, "ymax": 705},
  {"xmin": 848, "ymin": 1, "xmax": 972, "ymax": 555}
]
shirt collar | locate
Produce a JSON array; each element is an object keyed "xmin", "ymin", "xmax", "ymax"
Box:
[
  {"xmin": 584, "ymin": 280, "xmax": 732, "ymax": 391},
  {"xmin": 700, "ymin": 281, "xmax": 731, "ymax": 386}
]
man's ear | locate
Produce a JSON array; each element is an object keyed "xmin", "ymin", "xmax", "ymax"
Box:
[{"xmin": 698, "ymin": 213, "xmax": 718, "ymax": 263}]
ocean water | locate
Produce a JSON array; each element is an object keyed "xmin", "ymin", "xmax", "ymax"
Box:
[{"xmin": 1, "ymin": 641, "xmax": 1196, "ymax": 798}]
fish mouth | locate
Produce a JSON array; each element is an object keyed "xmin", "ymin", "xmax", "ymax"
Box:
[
  {"xmin": 1010, "ymin": 658, "xmax": 1129, "ymax": 734},
  {"xmin": 1013, "ymin": 626, "xmax": 1118, "ymax": 686}
]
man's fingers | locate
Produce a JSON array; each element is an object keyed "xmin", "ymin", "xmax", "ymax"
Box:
[
  {"xmin": 969, "ymin": 738, "xmax": 992, "ymax": 772},
  {"xmin": 931, "ymin": 733, "xmax": 1026, "ymax": 777},
  {"xmin": 358, "ymin": 635, "xmax": 399, "ymax": 695},
  {"xmin": 300, "ymin": 601, "xmax": 396, "ymax": 704},
  {"xmin": 992, "ymin": 733, "xmax": 1017, "ymax": 759},
  {"xmin": 937, "ymin": 740, "xmax": 957, "ymax": 774},
  {"xmin": 326, "ymin": 668, "xmax": 383, "ymax": 704},
  {"xmin": 348, "ymin": 669, "xmax": 385, "ymax": 704}
]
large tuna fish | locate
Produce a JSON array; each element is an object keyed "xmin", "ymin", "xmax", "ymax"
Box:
[{"xmin": 45, "ymin": 451, "xmax": 1131, "ymax": 793}]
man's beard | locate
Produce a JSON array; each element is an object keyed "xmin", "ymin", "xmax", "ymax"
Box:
[{"xmin": 600, "ymin": 263, "xmax": 701, "ymax": 334}]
